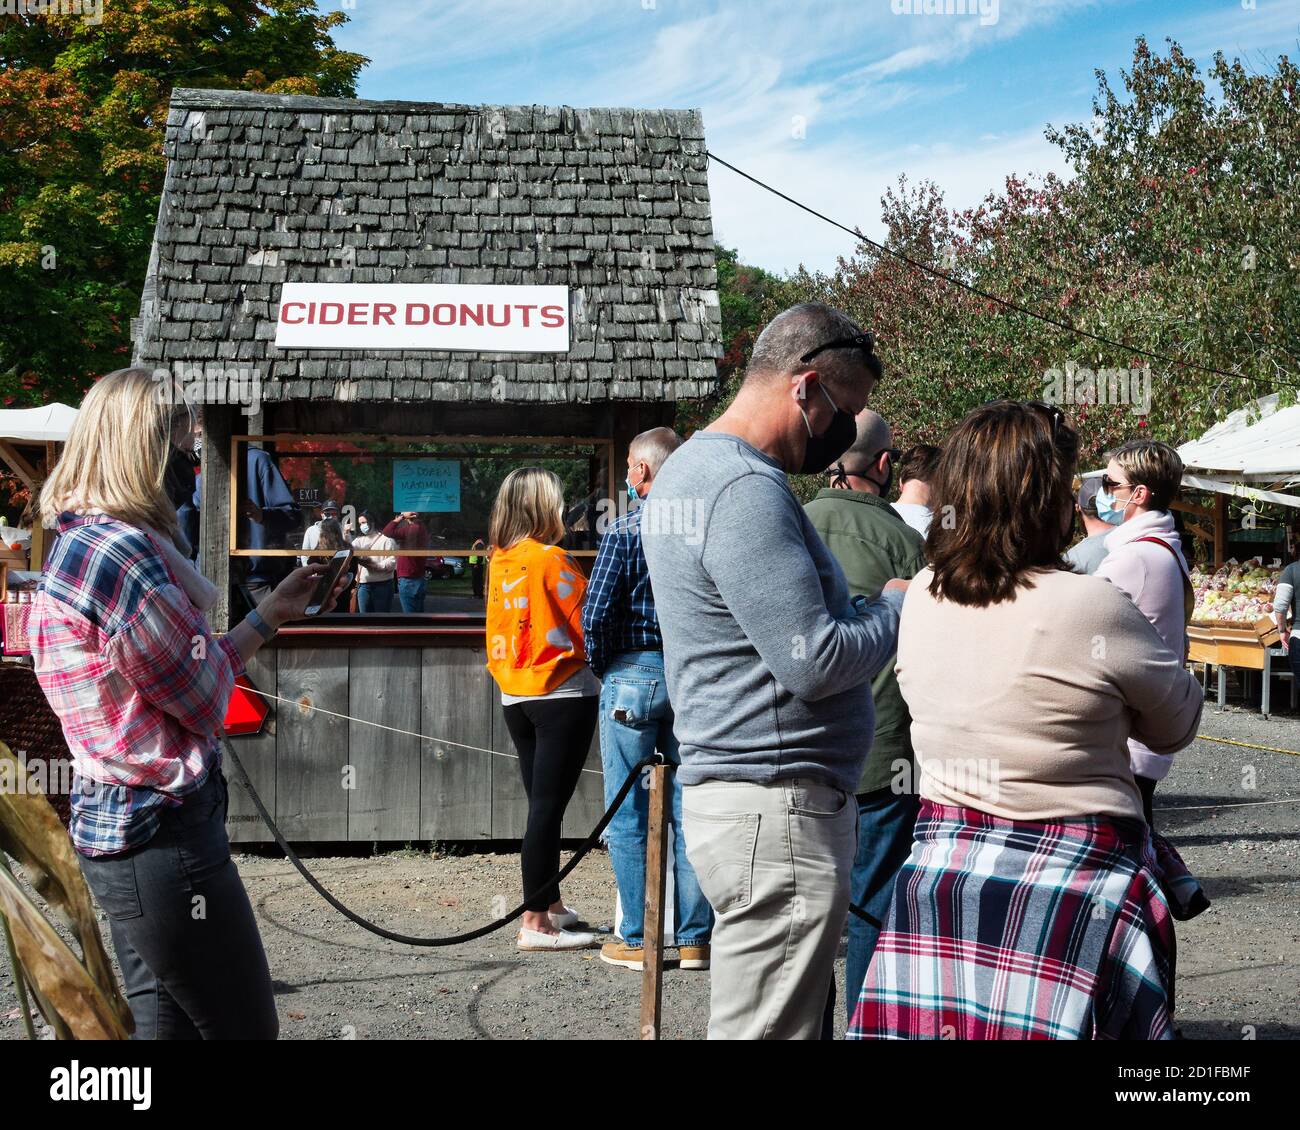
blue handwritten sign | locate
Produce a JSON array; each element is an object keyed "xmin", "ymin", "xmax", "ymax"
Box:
[{"xmin": 393, "ymin": 459, "xmax": 461, "ymax": 513}]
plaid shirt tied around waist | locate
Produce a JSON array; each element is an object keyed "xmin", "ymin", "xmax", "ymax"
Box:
[
  {"xmin": 30, "ymin": 513, "xmax": 245, "ymax": 856},
  {"xmin": 850, "ymin": 799, "xmax": 1180, "ymax": 1040}
]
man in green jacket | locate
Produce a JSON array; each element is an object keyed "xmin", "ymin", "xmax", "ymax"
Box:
[{"xmin": 805, "ymin": 409, "xmax": 927, "ymax": 1022}]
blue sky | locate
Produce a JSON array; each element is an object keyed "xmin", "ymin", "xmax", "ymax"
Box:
[{"xmin": 334, "ymin": 0, "xmax": 1299, "ymax": 274}]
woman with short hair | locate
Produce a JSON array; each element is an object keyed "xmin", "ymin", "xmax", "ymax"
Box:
[
  {"xmin": 485, "ymin": 467, "xmax": 598, "ymax": 951},
  {"xmin": 851, "ymin": 401, "xmax": 1203, "ymax": 1040},
  {"xmin": 31, "ymin": 367, "xmax": 347, "ymax": 1039},
  {"xmin": 1093, "ymin": 440, "xmax": 1194, "ymax": 825}
]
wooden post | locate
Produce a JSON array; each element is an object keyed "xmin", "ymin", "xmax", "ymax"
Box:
[
  {"xmin": 1213, "ymin": 492, "xmax": 1228, "ymax": 565},
  {"xmin": 200, "ymin": 405, "xmax": 233, "ymax": 632},
  {"xmin": 639, "ymin": 762, "xmax": 670, "ymax": 1040}
]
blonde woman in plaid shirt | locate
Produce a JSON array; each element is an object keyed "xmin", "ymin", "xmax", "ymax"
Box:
[{"xmin": 32, "ymin": 368, "xmax": 348, "ymax": 1039}]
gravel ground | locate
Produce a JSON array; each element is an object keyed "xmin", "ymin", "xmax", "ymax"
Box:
[{"xmin": 3, "ymin": 700, "xmax": 1297, "ymax": 1040}]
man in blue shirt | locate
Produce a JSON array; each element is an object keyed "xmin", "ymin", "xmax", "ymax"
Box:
[
  {"xmin": 583, "ymin": 426, "xmax": 714, "ymax": 973},
  {"xmin": 238, "ymin": 447, "xmax": 301, "ymax": 602}
]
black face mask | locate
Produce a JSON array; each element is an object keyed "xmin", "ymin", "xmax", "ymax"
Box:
[
  {"xmin": 799, "ymin": 384, "xmax": 857, "ymax": 474},
  {"xmin": 868, "ymin": 457, "xmax": 893, "ymax": 498}
]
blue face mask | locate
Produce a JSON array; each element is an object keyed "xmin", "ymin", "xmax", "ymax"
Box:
[
  {"xmin": 626, "ymin": 468, "xmax": 645, "ymax": 502},
  {"xmin": 1095, "ymin": 488, "xmax": 1131, "ymax": 525}
]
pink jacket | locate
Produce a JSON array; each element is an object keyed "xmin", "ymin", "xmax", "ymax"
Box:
[{"xmin": 1095, "ymin": 510, "xmax": 1190, "ymax": 781}]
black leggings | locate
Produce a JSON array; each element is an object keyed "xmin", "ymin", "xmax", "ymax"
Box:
[
  {"xmin": 78, "ymin": 771, "xmax": 278, "ymax": 1040},
  {"xmin": 501, "ymin": 696, "xmax": 598, "ymax": 912}
]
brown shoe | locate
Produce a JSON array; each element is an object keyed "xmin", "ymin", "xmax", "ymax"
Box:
[
  {"xmin": 600, "ymin": 941, "xmax": 645, "ymax": 970},
  {"xmin": 678, "ymin": 944, "xmax": 710, "ymax": 970}
]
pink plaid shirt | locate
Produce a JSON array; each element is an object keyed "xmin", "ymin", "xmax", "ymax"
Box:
[{"xmin": 31, "ymin": 514, "xmax": 245, "ymax": 855}]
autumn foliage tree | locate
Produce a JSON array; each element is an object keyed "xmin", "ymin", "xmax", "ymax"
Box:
[
  {"xmin": 773, "ymin": 39, "xmax": 1299, "ymax": 464},
  {"xmin": 0, "ymin": 0, "xmax": 367, "ymax": 408}
]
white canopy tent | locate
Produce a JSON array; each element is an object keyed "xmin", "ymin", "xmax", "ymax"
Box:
[
  {"xmin": 0, "ymin": 403, "xmax": 78, "ymax": 444},
  {"xmin": 1177, "ymin": 394, "xmax": 1300, "ymax": 509},
  {"xmin": 0, "ymin": 403, "xmax": 78, "ymax": 575}
]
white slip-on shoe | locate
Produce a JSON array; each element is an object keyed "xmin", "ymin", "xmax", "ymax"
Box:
[
  {"xmin": 517, "ymin": 927, "xmax": 596, "ymax": 951},
  {"xmin": 548, "ymin": 906, "xmax": 581, "ymax": 930}
]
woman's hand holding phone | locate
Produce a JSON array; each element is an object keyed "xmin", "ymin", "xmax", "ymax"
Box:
[{"xmin": 259, "ymin": 560, "xmax": 352, "ymax": 626}]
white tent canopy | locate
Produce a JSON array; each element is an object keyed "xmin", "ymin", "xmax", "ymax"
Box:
[
  {"xmin": 1176, "ymin": 395, "xmax": 1300, "ymax": 510},
  {"xmin": 0, "ymin": 403, "xmax": 78, "ymax": 443},
  {"xmin": 1178, "ymin": 394, "xmax": 1300, "ymax": 481}
]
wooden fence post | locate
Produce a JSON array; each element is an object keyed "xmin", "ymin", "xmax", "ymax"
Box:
[{"xmin": 639, "ymin": 762, "xmax": 670, "ymax": 1040}]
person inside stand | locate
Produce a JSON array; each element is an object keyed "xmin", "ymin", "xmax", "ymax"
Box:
[
  {"xmin": 890, "ymin": 444, "xmax": 940, "ymax": 538},
  {"xmin": 1065, "ymin": 474, "xmax": 1114, "ymax": 575},
  {"xmin": 485, "ymin": 468, "xmax": 598, "ymax": 952},
  {"xmin": 469, "ymin": 537, "xmax": 487, "ymax": 601},
  {"xmin": 30, "ymin": 367, "xmax": 349, "ymax": 1040},
  {"xmin": 349, "ymin": 509, "xmax": 398, "ymax": 613},
  {"xmin": 165, "ymin": 440, "xmax": 201, "ymax": 562},
  {"xmin": 805, "ymin": 410, "xmax": 927, "ymax": 1021},
  {"xmin": 236, "ymin": 447, "xmax": 301, "ymax": 605},
  {"xmin": 583, "ymin": 427, "xmax": 714, "ymax": 974},
  {"xmin": 384, "ymin": 511, "xmax": 431, "ymax": 613},
  {"xmin": 299, "ymin": 500, "xmax": 341, "ymax": 565},
  {"xmin": 1093, "ymin": 441, "xmax": 1195, "ymax": 827}
]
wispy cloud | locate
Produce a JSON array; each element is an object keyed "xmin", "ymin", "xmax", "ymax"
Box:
[{"xmin": 333, "ymin": 0, "xmax": 1298, "ymax": 272}]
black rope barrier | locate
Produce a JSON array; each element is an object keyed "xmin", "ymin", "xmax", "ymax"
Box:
[
  {"xmin": 221, "ymin": 735, "xmax": 660, "ymax": 947},
  {"xmin": 222, "ymin": 735, "xmax": 882, "ymax": 941}
]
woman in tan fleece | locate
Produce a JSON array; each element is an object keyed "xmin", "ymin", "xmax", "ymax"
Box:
[{"xmin": 850, "ymin": 400, "xmax": 1203, "ymax": 1041}]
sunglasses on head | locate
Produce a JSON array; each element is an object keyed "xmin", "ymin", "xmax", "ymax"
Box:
[
  {"xmin": 1025, "ymin": 400, "xmax": 1065, "ymax": 441},
  {"xmin": 800, "ymin": 331, "xmax": 877, "ymax": 366}
]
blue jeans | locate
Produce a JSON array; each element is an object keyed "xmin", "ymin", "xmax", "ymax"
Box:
[
  {"xmin": 599, "ymin": 651, "xmax": 712, "ymax": 948},
  {"xmin": 396, "ymin": 577, "xmax": 426, "ymax": 613},
  {"xmin": 357, "ymin": 579, "xmax": 395, "ymax": 613},
  {"xmin": 845, "ymin": 784, "xmax": 920, "ymax": 1021}
]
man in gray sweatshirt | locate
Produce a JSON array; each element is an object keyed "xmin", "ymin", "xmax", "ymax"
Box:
[{"xmin": 642, "ymin": 303, "xmax": 906, "ymax": 1039}]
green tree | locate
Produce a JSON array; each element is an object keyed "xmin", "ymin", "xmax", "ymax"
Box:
[
  {"xmin": 780, "ymin": 38, "xmax": 1299, "ymax": 466},
  {"xmin": 0, "ymin": 0, "xmax": 367, "ymax": 406}
]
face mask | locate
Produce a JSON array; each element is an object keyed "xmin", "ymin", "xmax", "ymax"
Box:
[
  {"xmin": 799, "ymin": 383, "xmax": 857, "ymax": 475},
  {"xmin": 626, "ymin": 471, "xmax": 642, "ymax": 502},
  {"xmin": 867, "ymin": 457, "xmax": 893, "ymax": 499},
  {"xmin": 1095, "ymin": 487, "xmax": 1133, "ymax": 526},
  {"xmin": 359, "ymin": 522, "xmax": 370, "ymax": 534}
]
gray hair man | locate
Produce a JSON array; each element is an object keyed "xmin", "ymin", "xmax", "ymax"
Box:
[
  {"xmin": 642, "ymin": 302, "xmax": 908, "ymax": 1039},
  {"xmin": 583, "ymin": 427, "xmax": 715, "ymax": 973}
]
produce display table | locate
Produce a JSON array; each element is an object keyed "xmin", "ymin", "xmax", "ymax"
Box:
[
  {"xmin": 1189, "ymin": 559, "xmax": 1291, "ymax": 716},
  {"xmin": 1188, "ymin": 619, "xmax": 1290, "ymax": 714}
]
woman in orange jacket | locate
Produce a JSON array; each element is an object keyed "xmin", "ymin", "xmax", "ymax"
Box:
[{"xmin": 486, "ymin": 468, "xmax": 599, "ymax": 951}]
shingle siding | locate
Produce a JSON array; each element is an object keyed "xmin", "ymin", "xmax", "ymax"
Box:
[{"xmin": 133, "ymin": 89, "xmax": 722, "ymax": 404}]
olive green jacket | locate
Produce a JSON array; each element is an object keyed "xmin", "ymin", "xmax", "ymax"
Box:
[{"xmin": 804, "ymin": 488, "xmax": 927, "ymax": 794}]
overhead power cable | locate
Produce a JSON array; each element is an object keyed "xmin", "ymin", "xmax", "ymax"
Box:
[{"xmin": 706, "ymin": 151, "xmax": 1294, "ymax": 393}]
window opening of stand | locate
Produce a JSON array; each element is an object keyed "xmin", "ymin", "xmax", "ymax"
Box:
[{"xmin": 228, "ymin": 434, "xmax": 613, "ymax": 619}]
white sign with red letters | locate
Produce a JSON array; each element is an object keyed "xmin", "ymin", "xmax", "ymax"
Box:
[{"xmin": 274, "ymin": 283, "xmax": 570, "ymax": 352}]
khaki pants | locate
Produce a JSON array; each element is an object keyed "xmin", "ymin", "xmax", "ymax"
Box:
[{"xmin": 681, "ymin": 777, "xmax": 856, "ymax": 1039}]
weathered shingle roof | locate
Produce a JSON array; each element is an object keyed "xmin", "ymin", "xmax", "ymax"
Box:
[{"xmin": 133, "ymin": 89, "xmax": 722, "ymax": 404}]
